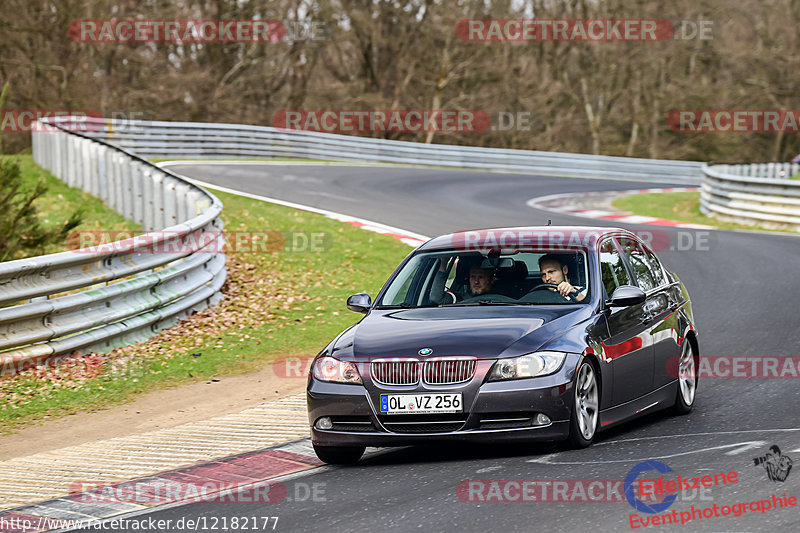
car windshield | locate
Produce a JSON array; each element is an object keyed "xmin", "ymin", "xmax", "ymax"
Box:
[{"xmin": 376, "ymin": 248, "xmax": 590, "ymax": 308}]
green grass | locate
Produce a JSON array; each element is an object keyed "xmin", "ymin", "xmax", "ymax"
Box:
[
  {"xmin": 0, "ymin": 184, "xmax": 412, "ymax": 431},
  {"xmin": 611, "ymin": 191, "xmax": 792, "ymax": 232},
  {"xmin": 1, "ymin": 155, "xmax": 141, "ymax": 258}
]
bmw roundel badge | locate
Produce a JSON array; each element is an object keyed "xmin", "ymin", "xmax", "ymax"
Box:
[{"xmin": 418, "ymin": 348, "xmax": 433, "ymax": 356}]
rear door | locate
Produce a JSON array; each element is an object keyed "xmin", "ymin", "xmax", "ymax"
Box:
[
  {"xmin": 617, "ymin": 237, "xmax": 676, "ymax": 394},
  {"xmin": 599, "ymin": 238, "xmax": 655, "ymax": 405}
]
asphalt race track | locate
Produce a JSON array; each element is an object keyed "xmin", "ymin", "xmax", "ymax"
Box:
[{"xmin": 83, "ymin": 164, "xmax": 800, "ymax": 532}]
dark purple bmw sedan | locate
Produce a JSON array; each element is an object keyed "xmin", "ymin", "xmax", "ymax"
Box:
[{"xmin": 307, "ymin": 227, "xmax": 699, "ymax": 464}]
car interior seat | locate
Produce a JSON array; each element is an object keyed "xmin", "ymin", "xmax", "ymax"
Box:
[{"xmin": 493, "ymin": 260, "xmax": 529, "ymax": 299}]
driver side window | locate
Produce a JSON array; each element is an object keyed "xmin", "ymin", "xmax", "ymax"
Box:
[{"xmin": 599, "ymin": 239, "xmax": 630, "ymax": 297}]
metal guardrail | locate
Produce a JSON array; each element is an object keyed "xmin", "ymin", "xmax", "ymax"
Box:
[
  {"xmin": 701, "ymin": 163, "xmax": 800, "ymax": 230},
  {"xmin": 84, "ymin": 118, "xmax": 704, "ymax": 185},
  {"xmin": 0, "ymin": 118, "xmax": 226, "ymax": 377}
]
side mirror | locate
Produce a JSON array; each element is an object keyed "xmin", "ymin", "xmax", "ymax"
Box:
[
  {"xmin": 346, "ymin": 293, "xmax": 372, "ymax": 314},
  {"xmin": 606, "ymin": 285, "xmax": 646, "ymax": 307}
]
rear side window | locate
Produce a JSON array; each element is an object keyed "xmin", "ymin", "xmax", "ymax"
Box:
[
  {"xmin": 618, "ymin": 237, "xmax": 658, "ymax": 291},
  {"xmin": 599, "ymin": 239, "xmax": 630, "ymax": 296}
]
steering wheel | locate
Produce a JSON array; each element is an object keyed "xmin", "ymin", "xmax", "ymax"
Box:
[
  {"xmin": 528, "ymin": 283, "xmax": 578, "ymax": 303},
  {"xmin": 442, "ymin": 290, "xmax": 457, "ymax": 304}
]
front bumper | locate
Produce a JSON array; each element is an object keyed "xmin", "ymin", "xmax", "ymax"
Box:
[{"xmin": 307, "ymin": 356, "xmax": 578, "ymax": 447}]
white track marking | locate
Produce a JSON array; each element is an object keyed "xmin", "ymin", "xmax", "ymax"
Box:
[
  {"xmin": 528, "ymin": 441, "xmax": 773, "ymax": 465},
  {"xmin": 723, "ymin": 441, "xmax": 768, "ymax": 455}
]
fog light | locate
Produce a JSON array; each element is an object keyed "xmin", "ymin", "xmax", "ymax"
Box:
[
  {"xmin": 316, "ymin": 417, "xmax": 333, "ymax": 430},
  {"xmin": 533, "ymin": 413, "xmax": 551, "ymax": 426}
]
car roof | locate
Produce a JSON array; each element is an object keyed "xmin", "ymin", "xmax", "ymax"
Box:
[{"xmin": 417, "ymin": 226, "xmax": 638, "ymax": 251}]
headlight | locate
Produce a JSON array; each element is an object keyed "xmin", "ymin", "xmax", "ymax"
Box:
[
  {"xmin": 488, "ymin": 352, "xmax": 566, "ymax": 381},
  {"xmin": 312, "ymin": 356, "xmax": 363, "ymax": 384}
]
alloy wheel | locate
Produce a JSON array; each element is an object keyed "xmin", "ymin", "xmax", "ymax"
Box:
[
  {"xmin": 678, "ymin": 344, "xmax": 696, "ymax": 406},
  {"xmin": 575, "ymin": 362, "xmax": 599, "ymax": 440}
]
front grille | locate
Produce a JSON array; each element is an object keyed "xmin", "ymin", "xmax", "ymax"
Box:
[
  {"xmin": 383, "ymin": 422, "xmax": 465, "ymax": 433},
  {"xmin": 371, "ymin": 360, "xmax": 419, "ymax": 385},
  {"xmin": 330, "ymin": 416, "xmax": 377, "ymax": 432},
  {"xmin": 423, "ymin": 358, "xmax": 476, "ymax": 384},
  {"xmin": 383, "ymin": 420, "xmax": 467, "ymax": 433},
  {"xmin": 370, "ymin": 357, "xmax": 476, "ymax": 386},
  {"xmin": 379, "ymin": 414, "xmax": 467, "ymax": 433}
]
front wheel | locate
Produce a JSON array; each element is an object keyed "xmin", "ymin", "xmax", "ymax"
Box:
[
  {"xmin": 672, "ymin": 341, "xmax": 697, "ymax": 415},
  {"xmin": 313, "ymin": 444, "xmax": 365, "ymax": 465},
  {"xmin": 567, "ymin": 360, "xmax": 599, "ymax": 448}
]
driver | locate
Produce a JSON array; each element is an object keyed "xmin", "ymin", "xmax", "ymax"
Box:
[{"xmin": 538, "ymin": 254, "xmax": 587, "ymax": 302}]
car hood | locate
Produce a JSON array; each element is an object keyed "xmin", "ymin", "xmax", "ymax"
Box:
[{"xmin": 331, "ymin": 306, "xmax": 592, "ymax": 360}]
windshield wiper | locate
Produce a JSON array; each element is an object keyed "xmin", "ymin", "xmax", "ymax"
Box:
[
  {"xmin": 374, "ymin": 303, "xmax": 444, "ymax": 309},
  {"xmin": 373, "ymin": 303, "xmax": 415, "ymax": 309},
  {"xmin": 450, "ymin": 300, "xmax": 530, "ymax": 306}
]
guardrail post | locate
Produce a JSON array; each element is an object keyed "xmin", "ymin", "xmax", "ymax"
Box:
[
  {"xmin": 120, "ymin": 153, "xmax": 134, "ymax": 221},
  {"xmin": 142, "ymin": 167, "xmax": 155, "ymax": 231},
  {"xmin": 150, "ymin": 170, "xmax": 164, "ymax": 232},
  {"xmin": 162, "ymin": 176, "xmax": 179, "ymax": 228},
  {"xmin": 97, "ymin": 145, "xmax": 109, "ymax": 201},
  {"xmin": 131, "ymin": 161, "xmax": 145, "ymax": 225}
]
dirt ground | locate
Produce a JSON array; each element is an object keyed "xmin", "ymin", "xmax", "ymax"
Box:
[{"xmin": 0, "ymin": 365, "xmax": 307, "ymax": 460}]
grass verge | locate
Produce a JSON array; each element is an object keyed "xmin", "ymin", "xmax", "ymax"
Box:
[
  {"xmin": 1, "ymin": 155, "xmax": 141, "ymax": 258},
  {"xmin": 612, "ymin": 191, "xmax": 793, "ymax": 233},
  {"xmin": 0, "ymin": 184, "xmax": 412, "ymax": 432}
]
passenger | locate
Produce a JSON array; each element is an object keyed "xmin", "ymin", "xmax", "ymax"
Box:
[
  {"xmin": 431, "ymin": 257, "xmax": 496, "ymax": 303},
  {"xmin": 468, "ymin": 265, "xmax": 496, "ymax": 296},
  {"xmin": 538, "ymin": 254, "xmax": 586, "ymax": 302}
]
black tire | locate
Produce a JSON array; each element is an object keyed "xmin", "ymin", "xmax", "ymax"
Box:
[
  {"xmin": 313, "ymin": 444, "xmax": 365, "ymax": 465},
  {"xmin": 672, "ymin": 341, "xmax": 697, "ymax": 415},
  {"xmin": 567, "ymin": 359, "xmax": 600, "ymax": 448}
]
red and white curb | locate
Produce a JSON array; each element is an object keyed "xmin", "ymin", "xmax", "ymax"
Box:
[
  {"xmin": 323, "ymin": 214, "xmax": 428, "ymax": 248},
  {"xmin": 527, "ymin": 187, "xmax": 712, "ymax": 229},
  {"xmin": 0, "ymin": 439, "xmax": 383, "ymax": 532}
]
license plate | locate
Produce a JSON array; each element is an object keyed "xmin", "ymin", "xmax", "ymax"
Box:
[{"xmin": 380, "ymin": 393, "xmax": 462, "ymax": 414}]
